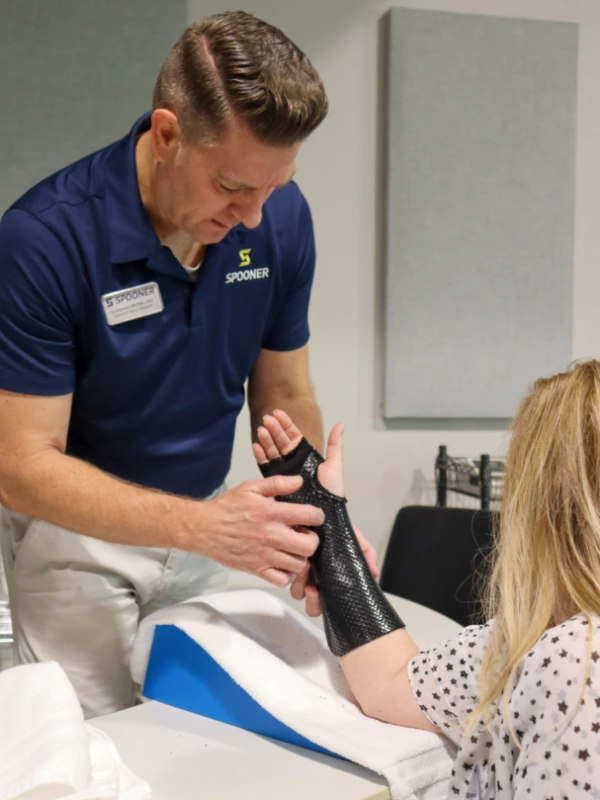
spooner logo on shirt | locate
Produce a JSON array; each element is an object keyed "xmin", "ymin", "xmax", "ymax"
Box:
[
  {"xmin": 225, "ymin": 248, "xmax": 270, "ymax": 284},
  {"xmin": 239, "ymin": 249, "xmax": 251, "ymax": 267}
]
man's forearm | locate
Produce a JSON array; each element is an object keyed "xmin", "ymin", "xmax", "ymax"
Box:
[
  {"xmin": 251, "ymin": 393, "xmax": 324, "ymax": 452},
  {"xmin": 0, "ymin": 449, "xmax": 203, "ymax": 549}
]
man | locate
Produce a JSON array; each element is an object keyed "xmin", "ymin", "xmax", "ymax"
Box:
[{"xmin": 0, "ymin": 11, "xmax": 339, "ymax": 718}]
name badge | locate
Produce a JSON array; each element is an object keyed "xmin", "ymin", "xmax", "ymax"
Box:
[{"xmin": 101, "ymin": 282, "xmax": 164, "ymax": 326}]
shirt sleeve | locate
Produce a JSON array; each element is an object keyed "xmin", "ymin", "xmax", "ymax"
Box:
[
  {"xmin": 261, "ymin": 193, "xmax": 316, "ymax": 352},
  {"xmin": 408, "ymin": 623, "xmax": 492, "ymax": 746},
  {"xmin": 512, "ymin": 616, "xmax": 600, "ymax": 798},
  {"xmin": 0, "ymin": 209, "xmax": 77, "ymax": 395}
]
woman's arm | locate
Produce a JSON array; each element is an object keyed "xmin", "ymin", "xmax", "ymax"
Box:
[
  {"xmin": 339, "ymin": 629, "xmax": 440, "ymax": 731},
  {"xmin": 254, "ymin": 411, "xmax": 442, "ymax": 734}
]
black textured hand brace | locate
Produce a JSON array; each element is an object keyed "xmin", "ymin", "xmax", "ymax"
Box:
[{"xmin": 259, "ymin": 438, "xmax": 405, "ymax": 656}]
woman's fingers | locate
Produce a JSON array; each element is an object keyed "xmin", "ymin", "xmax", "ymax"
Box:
[
  {"xmin": 325, "ymin": 423, "xmax": 344, "ymax": 466},
  {"xmin": 317, "ymin": 423, "xmax": 345, "ymax": 497},
  {"xmin": 272, "ymin": 409, "xmax": 303, "ymax": 443},
  {"xmin": 257, "ymin": 424, "xmax": 281, "ymax": 461},
  {"xmin": 262, "ymin": 412, "xmax": 301, "ymax": 456},
  {"xmin": 252, "ymin": 442, "xmax": 268, "ymax": 465}
]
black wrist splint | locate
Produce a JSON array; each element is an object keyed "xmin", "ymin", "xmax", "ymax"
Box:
[{"xmin": 259, "ymin": 438, "xmax": 405, "ymax": 656}]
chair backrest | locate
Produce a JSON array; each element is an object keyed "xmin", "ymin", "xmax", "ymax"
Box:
[{"xmin": 380, "ymin": 506, "xmax": 496, "ymax": 627}]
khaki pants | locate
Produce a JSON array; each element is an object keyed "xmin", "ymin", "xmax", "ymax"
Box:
[{"xmin": 0, "ymin": 485, "xmax": 228, "ymax": 719}]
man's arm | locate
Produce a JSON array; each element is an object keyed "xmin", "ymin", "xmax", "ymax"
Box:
[
  {"xmin": 0, "ymin": 389, "xmax": 323, "ymax": 586},
  {"xmin": 247, "ymin": 344, "xmax": 324, "ymax": 452}
]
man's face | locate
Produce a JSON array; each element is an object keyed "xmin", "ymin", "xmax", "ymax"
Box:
[{"xmin": 150, "ymin": 111, "xmax": 301, "ymax": 244}]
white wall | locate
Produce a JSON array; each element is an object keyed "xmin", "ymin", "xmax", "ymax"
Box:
[{"xmin": 187, "ymin": 0, "xmax": 600, "ymax": 556}]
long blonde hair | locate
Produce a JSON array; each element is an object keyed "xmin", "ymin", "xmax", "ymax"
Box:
[{"xmin": 474, "ymin": 360, "xmax": 600, "ymax": 729}]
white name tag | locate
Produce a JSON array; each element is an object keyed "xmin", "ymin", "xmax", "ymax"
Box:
[{"xmin": 101, "ymin": 282, "xmax": 164, "ymax": 326}]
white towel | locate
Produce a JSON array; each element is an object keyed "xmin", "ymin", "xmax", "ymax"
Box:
[
  {"xmin": 0, "ymin": 661, "xmax": 150, "ymax": 800},
  {"xmin": 131, "ymin": 589, "xmax": 455, "ymax": 800}
]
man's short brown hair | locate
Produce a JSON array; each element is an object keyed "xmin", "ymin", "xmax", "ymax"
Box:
[{"xmin": 153, "ymin": 11, "xmax": 328, "ymax": 146}]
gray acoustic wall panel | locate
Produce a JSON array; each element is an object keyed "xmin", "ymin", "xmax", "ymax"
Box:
[
  {"xmin": 0, "ymin": 0, "xmax": 187, "ymax": 215},
  {"xmin": 384, "ymin": 8, "xmax": 578, "ymax": 419}
]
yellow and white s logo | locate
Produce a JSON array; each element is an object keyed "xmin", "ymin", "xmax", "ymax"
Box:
[{"xmin": 239, "ymin": 249, "xmax": 251, "ymax": 267}]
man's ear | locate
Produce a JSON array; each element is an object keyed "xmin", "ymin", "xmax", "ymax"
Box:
[{"xmin": 150, "ymin": 108, "xmax": 182, "ymax": 163}]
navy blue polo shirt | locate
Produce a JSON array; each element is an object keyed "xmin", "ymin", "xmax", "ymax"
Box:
[{"xmin": 0, "ymin": 114, "xmax": 316, "ymax": 498}]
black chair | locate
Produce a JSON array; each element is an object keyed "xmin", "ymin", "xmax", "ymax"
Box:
[{"xmin": 380, "ymin": 506, "xmax": 496, "ymax": 627}]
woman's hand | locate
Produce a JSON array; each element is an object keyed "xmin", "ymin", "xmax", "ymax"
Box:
[{"xmin": 252, "ymin": 409, "xmax": 379, "ymax": 616}]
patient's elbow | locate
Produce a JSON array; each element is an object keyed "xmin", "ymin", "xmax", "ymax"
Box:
[{"xmin": 356, "ymin": 694, "xmax": 389, "ymax": 724}]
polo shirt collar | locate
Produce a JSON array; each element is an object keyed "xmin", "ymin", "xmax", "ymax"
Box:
[{"xmin": 103, "ymin": 112, "xmax": 159, "ymax": 265}]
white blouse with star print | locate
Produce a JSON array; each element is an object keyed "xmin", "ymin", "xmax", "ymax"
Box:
[{"xmin": 408, "ymin": 614, "xmax": 600, "ymax": 799}]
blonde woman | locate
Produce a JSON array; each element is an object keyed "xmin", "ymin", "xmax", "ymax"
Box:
[{"xmin": 254, "ymin": 361, "xmax": 600, "ymax": 799}]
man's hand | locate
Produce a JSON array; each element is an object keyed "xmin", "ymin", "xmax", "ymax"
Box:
[
  {"xmin": 198, "ymin": 475, "xmax": 324, "ymax": 587},
  {"xmin": 290, "ymin": 527, "xmax": 379, "ymax": 617}
]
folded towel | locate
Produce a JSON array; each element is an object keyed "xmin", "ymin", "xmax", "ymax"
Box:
[
  {"xmin": 131, "ymin": 589, "xmax": 455, "ymax": 800},
  {"xmin": 0, "ymin": 661, "xmax": 150, "ymax": 800}
]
